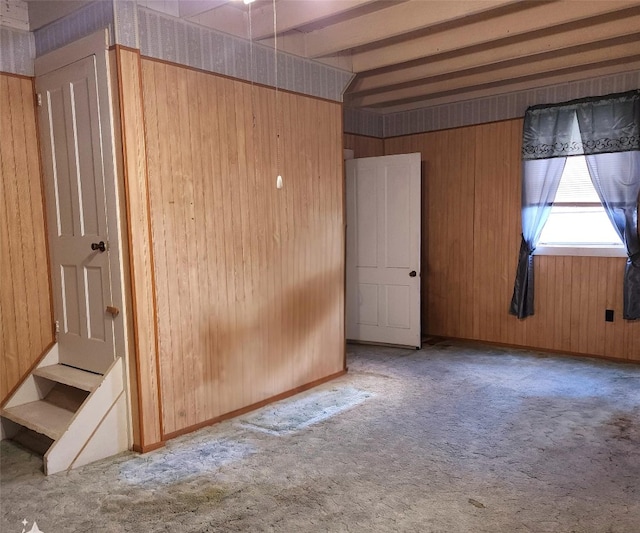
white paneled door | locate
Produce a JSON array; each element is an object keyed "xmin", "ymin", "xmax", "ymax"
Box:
[
  {"xmin": 346, "ymin": 153, "xmax": 421, "ymax": 348},
  {"xmin": 37, "ymin": 55, "xmax": 115, "ymax": 373}
]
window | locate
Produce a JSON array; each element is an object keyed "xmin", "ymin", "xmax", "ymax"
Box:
[{"xmin": 535, "ymin": 155, "xmax": 626, "ymax": 257}]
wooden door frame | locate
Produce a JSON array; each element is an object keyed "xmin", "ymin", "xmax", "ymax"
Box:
[{"xmin": 35, "ymin": 30, "xmax": 132, "ymax": 446}]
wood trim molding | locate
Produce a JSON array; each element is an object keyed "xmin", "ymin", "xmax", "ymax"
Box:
[
  {"xmin": 113, "ymin": 45, "xmax": 163, "ymax": 449},
  {"xmin": 438, "ymin": 336, "xmax": 640, "ymax": 366},
  {"xmin": 132, "ymin": 441, "xmax": 165, "ymax": 454},
  {"xmin": 0, "ymin": 71, "xmax": 33, "ymax": 80},
  {"xmin": 31, "ymin": 76, "xmax": 56, "ymax": 346},
  {"xmin": 162, "ymin": 370, "xmax": 348, "ymax": 441}
]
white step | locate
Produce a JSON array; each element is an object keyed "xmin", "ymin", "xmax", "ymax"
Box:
[
  {"xmin": 1, "ymin": 401, "xmax": 74, "ymax": 440},
  {"xmin": 33, "ymin": 364, "xmax": 102, "ymax": 392}
]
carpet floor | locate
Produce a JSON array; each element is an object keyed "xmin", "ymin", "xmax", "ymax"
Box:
[{"xmin": 1, "ymin": 341, "xmax": 639, "ymax": 532}]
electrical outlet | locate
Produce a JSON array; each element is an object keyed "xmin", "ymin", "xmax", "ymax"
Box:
[{"xmin": 605, "ymin": 309, "xmax": 614, "ymax": 322}]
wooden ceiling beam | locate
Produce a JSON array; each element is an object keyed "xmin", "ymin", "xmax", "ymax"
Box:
[
  {"xmin": 377, "ymin": 60, "xmax": 640, "ymax": 113},
  {"xmin": 351, "ymin": 0, "xmax": 640, "ymax": 72},
  {"xmin": 305, "ymin": 0, "xmax": 521, "ymax": 58},
  {"xmin": 351, "ymin": 42, "xmax": 640, "ymax": 107},
  {"xmin": 350, "ymin": 11, "xmax": 640, "ymax": 93},
  {"xmin": 249, "ymin": 0, "xmax": 379, "ymax": 41}
]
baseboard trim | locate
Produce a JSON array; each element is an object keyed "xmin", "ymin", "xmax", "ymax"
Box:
[
  {"xmin": 432, "ymin": 336, "xmax": 640, "ymax": 365},
  {"xmin": 161, "ymin": 369, "xmax": 348, "ymax": 442},
  {"xmin": 132, "ymin": 441, "xmax": 165, "ymax": 454}
]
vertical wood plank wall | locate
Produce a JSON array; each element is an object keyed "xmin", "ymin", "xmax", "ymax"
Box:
[
  {"xmin": 343, "ymin": 133, "xmax": 384, "ymax": 158},
  {"xmin": 114, "ymin": 48, "xmax": 162, "ymax": 450},
  {"xmin": 141, "ymin": 59, "xmax": 345, "ymax": 437},
  {"xmin": 0, "ymin": 72, "xmax": 54, "ymax": 402},
  {"xmin": 384, "ymin": 119, "xmax": 640, "ymax": 362}
]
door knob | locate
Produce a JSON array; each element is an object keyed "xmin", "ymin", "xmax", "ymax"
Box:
[
  {"xmin": 409, "ymin": 270, "xmax": 417, "ymax": 277},
  {"xmin": 91, "ymin": 241, "xmax": 106, "ymax": 252}
]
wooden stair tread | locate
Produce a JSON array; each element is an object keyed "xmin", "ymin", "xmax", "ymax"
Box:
[
  {"xmin": 33, "ymin": 364, "xmax": 102, "ymax": 391},
  {"xmin": 1, "ymin": 401, "xmax": 74, "ymax": 440}
]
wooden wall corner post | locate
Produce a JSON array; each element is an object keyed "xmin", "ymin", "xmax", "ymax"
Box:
[{"xmin": 113, "ymin": 46, "xmax": 164, "ymax": 451}]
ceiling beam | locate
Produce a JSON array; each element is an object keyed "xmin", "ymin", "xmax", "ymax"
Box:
[
  {"xmin": 350, "ymin": 10, "xmax": 640, "ymax": 93},
  {"xmin": 351, "ymin": 42, "xmax": 640, "ymax": 107},
  {"xmin": 378, "ymin": 60, "xmax": 640, "ymax": 113},
  {"xmin": 305, "ymin": 0, "xmax": 521, "ymax": 58},
  {"xmin": 351, "ymin": 0, "xmax": 640, "ymax": 72},
  {"xmin": 249, "ymin": 0, "xmax": 379, "ymax": 41}
]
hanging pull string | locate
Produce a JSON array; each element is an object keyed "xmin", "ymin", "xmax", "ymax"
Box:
[{"xmin": 273, "ymin": 0, "xmax": 282, "ymax": 184}]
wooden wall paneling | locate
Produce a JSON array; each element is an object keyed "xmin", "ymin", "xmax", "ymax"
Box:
[
  {"xmin": 166, "ymin": 61, "xmax": 187, "ymax": 431},
  {"xmin": 584, "ymin": 258, "xmax": 602, "ymax": 356},
  {"xmin": 222, "ymin": 77, "xmax": 245, "ymax": 417},
  {"xmin": 194, "ymin": 73, "xmax": 212, "ymax": 409},
  {"xmin": 21, "ymin": 78, "xmax": 52, "ymax": 354},
  {"xmin": 244, "ymin": 79, "xmax": 264, "ymax": 405},
  {"xmin": 343, "ymin": 133, "xmax": 384, "ymax": 159},
  {"xmin": 558, "ymin": 256, "xmax": 573, "ymax": 352},
  {"xmin": 108, "ymin": 48, "xmax": 141, "ymax": 448},
  {"xmin": 529, "ymin": 256, "xmax": 558, "ymax": 352},
  {"xmin": 140, "ymin": 59, "xmax": 173, "ymax": 436},
  {"xmin": 385, "ymin": 127, "xmax": 476, "ymax": 338},
  {"xmin": 237, "ymin": 80, "xmax": 259, "ymax": 407},
  {"xmin": 383, "ymin": 117, "xmax": 639, "ymax": 362},
  {"xmin": 114, "ymin": 49, "xmax": 162, "ymax": 450},
  {"xmin": 472, "ymin": 119, "xmax": 523, "ymax": 346},
  {"xmin": 283, "ymin": 90, "xmax": 299, "ymax": 391},
  {"xmin": 141, "ymin": 60, "xmax": 344, "ymax": 437},
  {"xmin": 0, "ymin": 73, "xmax": 54, "ymax": 403},
  {"xmin": 0, "ymin": 75, "xmax": 21, "ymax": 399},
  {"xmin": 255, "ymin": 83, "xmax": 279, "ymax": 401},
  {"xmin": 569, "ymin": 257, "xmax": 585, "ymax": 352},
  {"xmin": 331, "ymin": 101, "xmax": 347, "ymax": 376},
  {"xmin": 314, "ymin": 96, "xmax": 345, "ymax": 380},
  {"xmin": 186, "ymin": 69, "xmax": 202, "ymax": 417},
  {"xmin": 198, "ymin": 69, "xmax": 220, "ymax": 420},
  {"xmin": 177, "ymin": 65, "xmax": 198, "ymax": 430},
  {"xmin": 1, "ymin": 75, "xmax": 23, "ymax": 398}
]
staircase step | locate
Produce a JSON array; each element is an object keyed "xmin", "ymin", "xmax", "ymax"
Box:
[
  {"xmin": 1, "ymin": 400, "xmax": 74, "ymax": 440},
  {"xmin": 33, "ymin": 364, "xmax": 102, "ymax": 392}
]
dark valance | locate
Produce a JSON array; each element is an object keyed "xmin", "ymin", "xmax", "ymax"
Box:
[{"xmin": 522, "ymin": 90, "xmax": 640, "ymax": 161}]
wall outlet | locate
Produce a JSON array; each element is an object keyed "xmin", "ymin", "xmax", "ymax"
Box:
[{"xmin": 605, "ymin": 309, "xmax": 614, "ymax": 322}]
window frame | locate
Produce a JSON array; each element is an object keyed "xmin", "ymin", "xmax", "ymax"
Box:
[{"xmin": 533, "ymin": 155, "xmax": 627, "ymax": 258}]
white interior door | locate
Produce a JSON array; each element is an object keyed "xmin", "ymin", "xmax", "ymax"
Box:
[
  {"xmin": 37, "ymin": 55, "xmax": 115, "ymax": 373},
  {"xmin": 346, "ymin": 153, "xmax": 421, "ymax": 348}
]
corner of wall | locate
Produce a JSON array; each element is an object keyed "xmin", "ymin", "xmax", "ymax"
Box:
[
  {"xmin": 343, "ymin": 107, "xmax": 384, "ymax": 138},
  {"xmin": 0, "ymin": 26, "xmax": 35, "ymax": 76}
]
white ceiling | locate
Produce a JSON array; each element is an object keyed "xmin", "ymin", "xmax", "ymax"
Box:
[{"xmin": 25, "ymin": 0, "xmax": 640, "ymax": 112}]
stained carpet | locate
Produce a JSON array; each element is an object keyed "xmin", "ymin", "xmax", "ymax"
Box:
[{"xmin": 1, "ymin": 341, "xmax": 639, "ymax": 532}]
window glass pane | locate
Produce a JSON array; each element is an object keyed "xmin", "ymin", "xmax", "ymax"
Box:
[
  {"xmin": 539, "ymin": 155, "xmax": 624, "ymax": 247},
  {"xmin": 554, "ymin": 155, "xmax": 601, "ymax": 203},
  {"xmin": 539, "ymin": 206, "xmax": 623, "ymax": 245}
]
